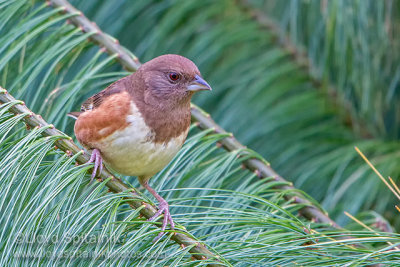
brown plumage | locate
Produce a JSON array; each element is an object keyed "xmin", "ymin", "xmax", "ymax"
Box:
[{"xmin": 69, "ymin": 54, "xmax": 212, "ymax": 240}]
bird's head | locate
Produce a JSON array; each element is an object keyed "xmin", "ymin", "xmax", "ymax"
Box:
[{"xmin": 138, "ymin": 54, "xmax": 212, "ymax": 107}]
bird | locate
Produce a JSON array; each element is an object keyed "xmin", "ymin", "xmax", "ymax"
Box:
[{"xmin": 68, "ymin": 54, "xmax": 212, "ymax": 240}]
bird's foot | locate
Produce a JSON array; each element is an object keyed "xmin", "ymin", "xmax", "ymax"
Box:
[
  {"xmin": 88, "ymin": 148, "xmax": 103, "ymax": 182},
  {"xmin": 149, "ymin": 199, "xmax": 174, "ymax": 241}
]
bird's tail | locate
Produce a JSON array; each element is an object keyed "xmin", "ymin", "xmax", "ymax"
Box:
[{"xmin": 67, "ymin": 112, "xmax": 82, "ymax": 120}]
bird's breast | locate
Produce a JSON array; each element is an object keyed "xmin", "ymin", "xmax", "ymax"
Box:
[{"xmin": 94, "ymin": 102, "xmax": 188, "ymax": 177}]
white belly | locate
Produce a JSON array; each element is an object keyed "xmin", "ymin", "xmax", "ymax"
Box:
[{"xmin": 95, "ymin": 106, "xmax": 187, "ymax": 177}]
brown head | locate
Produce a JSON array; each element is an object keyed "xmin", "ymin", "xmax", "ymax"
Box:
[
  {"xmin": 122, "ymin": 54, "xmax": 212, "ymax": 143},
  {"xmin": 134, "ymin": 54, "xmax": 212, "ymax": 109}
]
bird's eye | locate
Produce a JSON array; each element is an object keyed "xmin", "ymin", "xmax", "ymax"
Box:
[{"xmin": 168, "ymin": 72, "xmax": 180, "ymax": 82}]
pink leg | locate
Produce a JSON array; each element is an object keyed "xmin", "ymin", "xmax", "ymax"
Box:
[
  {"xmin": 88, "ymin": 148, "xmax": 103, "ymax": 181},
  {"xmin": 140, "ymin": 179, "xmax": 174, "ymax": 241}
]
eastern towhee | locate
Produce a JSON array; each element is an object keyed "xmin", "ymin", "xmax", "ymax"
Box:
[{"xmin": 68, "ymin": 54, "xmax": 212, "ymax": 239}]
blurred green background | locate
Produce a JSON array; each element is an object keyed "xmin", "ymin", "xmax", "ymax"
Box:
[{"xmin": 69, "ymin": 0, "xmax": 400, "ymax": 227}]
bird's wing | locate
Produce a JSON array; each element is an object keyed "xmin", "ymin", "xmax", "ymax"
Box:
[
  {"xmin": 81, "ymin": 79, "xmax": 127, "ymax": 112},
  {"xmin": 71, "ymin": 76, "xmax": 134, "ymax": 147},
  {"xmin": 67, "ymin": 77, "xmax": 128, "ymax": 118}
]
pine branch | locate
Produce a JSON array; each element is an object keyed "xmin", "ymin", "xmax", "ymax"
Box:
[
  {"xmin": 48, "ymin": 0, "xmax": 339, "ymax": 228},
  {"xmin": 0, "ymin": 88, "xmax": 224, "ymax": 266},
  {"xmin": 236, "ymin": 0, "xmax": 373, "ymax": 139}
]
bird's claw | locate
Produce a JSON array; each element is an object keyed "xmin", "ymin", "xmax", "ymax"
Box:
[
  {"xmin": 88, "ymin": 148, "xmax": 103, "ymax": 182},
  {"xmin": 149, "ymin": 200, "xmax": 174, "ymax": 241}
]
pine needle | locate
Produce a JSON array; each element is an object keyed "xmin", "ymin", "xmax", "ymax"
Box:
[
  {"xmin": 355, "ymin": 146, "xmax": 400, "ymax": 201},
  {"xmin": 344, "ymin": 211, "xmax": 398, "ymax": 250}
]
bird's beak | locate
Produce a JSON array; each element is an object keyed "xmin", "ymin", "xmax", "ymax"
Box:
[{"xmin": 187, "ymin": 75, "xmax": 212, "ymax": 92}]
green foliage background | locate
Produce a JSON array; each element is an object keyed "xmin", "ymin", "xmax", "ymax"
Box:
[{"xmin": 1, "ymin": 0, "xmax": 400, "ymax": 265}]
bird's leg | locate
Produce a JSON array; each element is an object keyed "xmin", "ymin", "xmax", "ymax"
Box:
[
  {"xmin": 88, "ymin": 148, "xmax": 103, "ymax": 182},
  {"xmin": 139, "ymin": 179, "xmax": 174, "ymax": 241}
]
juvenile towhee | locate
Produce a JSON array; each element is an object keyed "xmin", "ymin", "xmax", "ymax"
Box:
[{"xmin": 68, "ymin": 54, "xmax": 211, "ymax": 239}]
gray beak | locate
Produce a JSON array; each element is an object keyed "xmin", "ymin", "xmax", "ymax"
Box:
[{"xmin": 187, "ymin": 75, "xmax": 212, "ymax": 92}]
